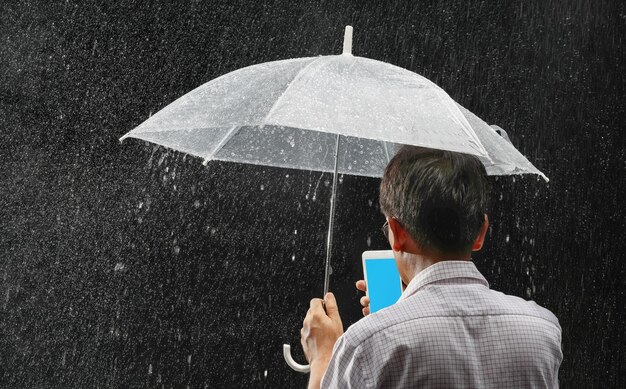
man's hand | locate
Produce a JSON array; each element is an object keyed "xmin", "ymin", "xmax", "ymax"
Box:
[
  {"xmin": 356, "ymin": 280, "xmax": 370, "ymax": 316},
  {"xmin": 300, "ymin": 293, "xmax": 343, "ymax": 370}
]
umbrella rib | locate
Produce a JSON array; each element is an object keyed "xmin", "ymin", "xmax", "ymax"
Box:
[
  {"xmin": 261, "ymin": 57, "xmax": 324, "ymax": 126},
  {"xmin": 383, "ymin": 142, "xmax": 391, "ymax": 163},
  {"xmin": 443, "ymin": 100, "xmax": 490, "ymax": 159},
  {"xmin": 202, "ymin": 125, "xmax": 239, "ymax": 165}
]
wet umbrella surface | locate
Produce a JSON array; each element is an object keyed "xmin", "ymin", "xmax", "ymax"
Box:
[{"xmin": 1, "ymin": 1, "xmax": 624, "ymax": 388}]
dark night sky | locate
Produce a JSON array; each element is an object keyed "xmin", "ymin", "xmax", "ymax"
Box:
[{"xmin": 1, "ymin": 1, "xmax": 624, "ymax": 388}]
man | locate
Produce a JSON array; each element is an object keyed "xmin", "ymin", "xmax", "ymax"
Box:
[{"xmin": 300, "ymin": 146, "xmax": 562, "ymax": 388}]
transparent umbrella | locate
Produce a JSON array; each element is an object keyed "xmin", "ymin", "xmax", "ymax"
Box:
[{"xmin": 120, "ymin": 26, "xmax": 548, "ymax": 373}]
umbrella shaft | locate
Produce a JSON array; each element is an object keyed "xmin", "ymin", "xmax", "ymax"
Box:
[{"xmin": 324, "ymin": 134, "xmax": 340, "ymax": 296}]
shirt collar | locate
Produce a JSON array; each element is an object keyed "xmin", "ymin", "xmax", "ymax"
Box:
[{"xmin": 399, "ymin": 260, "xmax": 489, "ymax": 301}]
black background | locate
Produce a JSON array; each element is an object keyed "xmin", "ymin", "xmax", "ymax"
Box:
[{"xmin": 1, "ymin": 0, "xmax": 624, "ymax": 388}]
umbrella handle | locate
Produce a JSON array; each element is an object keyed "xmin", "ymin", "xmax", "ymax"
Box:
[{"xmin": 283, "ymin": 344, "xmax": 311, "ymax": 373}]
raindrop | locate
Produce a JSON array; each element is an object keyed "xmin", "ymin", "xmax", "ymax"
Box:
[
  {"xmin": 264, "ymin": 370, "xmax": 268, "ymax": 378},
  {"xmin": 138, "ymin": 201, "xmax": 143, "ymax": 209},
  {"xmin": 505, "ymin": 235, "xmax": 510, "ymax": 243},
  {"xmin": 366, "ymin": 236, "xmax": 371, "ymax": 247},
  {"xmin": 173, "ymin": 246, "xmax": 180, "ymax": 255},
  {"xmin": 193, "ymin": 200, "xmax": 201, "ymax": 208},
  {"xmin": 114, "ymin": 263, "xmax": 125, "ymax": 272},
  {"xmin": 148, "ymin": 364, "xmax": 153, "ymax": 374},
  {"xmin": 291, "ymin": 254, "xmax": 295, "ymax": 261},
  {"xmin": 294, "ymin": 229, "xmax": 298, "ymax": 235},
  {"xmin": 260, "ymin": 184, "xmax": 265, "ymax": 190}
]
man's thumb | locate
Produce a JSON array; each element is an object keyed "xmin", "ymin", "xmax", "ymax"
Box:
[{"xmin": 324, "ymin": 292, "xmax": 340, "ymax": 319}]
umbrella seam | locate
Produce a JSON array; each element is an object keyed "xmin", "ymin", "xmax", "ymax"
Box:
[
  {"xmin": 383, "ymin": 142, "xmax": 391, "ymax": 163},
  {"xmin": 203, "ymin": 125, "xmax": 240, "ymax": 164},
  {"xmin": 261, "ymin": 56, "xmax": 325, "ymax": 126}
]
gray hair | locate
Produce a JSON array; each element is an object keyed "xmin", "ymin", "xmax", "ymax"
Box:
[{"xmin": 379, "ymin": 146, "xmax": 490, "ymax": 254}]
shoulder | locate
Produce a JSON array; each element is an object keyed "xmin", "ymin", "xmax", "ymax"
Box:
[
  {"xmin": 342, "ymin": 286, "xmax": 561, "ymax": 348},
  {"xmin": 341, "ymin": 295, "xmax": 433, "ymax": 347},
  {"xmin": 486, "ymin": 288, "xmax": 562, "ymax": 330}
]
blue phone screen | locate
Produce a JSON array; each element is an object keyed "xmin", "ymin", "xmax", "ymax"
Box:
[{"xmin": 365, "ymin": 258, "xmax": 403, "ymax": 313}]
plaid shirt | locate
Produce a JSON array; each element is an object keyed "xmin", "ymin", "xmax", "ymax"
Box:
[{"xmin": 322, "ymin": 261, "xmax": 562, "ymax": 388}]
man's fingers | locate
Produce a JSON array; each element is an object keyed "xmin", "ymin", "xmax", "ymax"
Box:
[
  {"xmin": 362, "ymin": 306, "xmax": 370, "ymax": 316},
  {"xmin": 309, "ymin": 298, "xmax": 324, "ymax": 311},
  {"xmin": 355, "ymin": 280, "xmax": 367, "ymax": 292},
  {"xmin": 360, "ymin": 295, "xmax": 370, "ymax": 307},
  {"xmin": 324, "ymin": 292, "xmax": 341, "ymax": 321}
]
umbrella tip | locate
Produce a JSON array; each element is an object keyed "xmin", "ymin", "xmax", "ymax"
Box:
[{"xmin": 342, "ymin": 26, "xmax": 353, "ymax": 56}]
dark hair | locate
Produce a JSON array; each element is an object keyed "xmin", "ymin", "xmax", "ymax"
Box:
[{"xmin": 379, "ymin": 146, "xmax": 490, "ymax": 254}]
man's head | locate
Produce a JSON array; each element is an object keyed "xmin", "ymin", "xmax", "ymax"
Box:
[{"xmin": 380, "ymin": 146, "xmax": 490, "ymax": 259}]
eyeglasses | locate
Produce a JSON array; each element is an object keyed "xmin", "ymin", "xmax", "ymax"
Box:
[{"xmin": 381, "ymin": 219, "xmax": 390, "ymax": 240}]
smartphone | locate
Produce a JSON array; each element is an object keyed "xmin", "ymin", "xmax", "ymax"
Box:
[{"xmin": 362, "ymin": 250, "xmax": 403, "ymax": 314}]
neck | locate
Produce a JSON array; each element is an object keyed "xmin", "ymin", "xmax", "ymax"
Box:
[{"xmin": 399, "ymin": 250, "xmax": 471, "ymax": 282}]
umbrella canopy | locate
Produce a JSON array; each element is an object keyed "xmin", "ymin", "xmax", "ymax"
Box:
[
  {"xmin": 120, "ymin": 54, "xmax": 546, "ymax": 180},
  {"xmin": 458, "ymin": 105, "xmax": 548, "ymax": 181}
]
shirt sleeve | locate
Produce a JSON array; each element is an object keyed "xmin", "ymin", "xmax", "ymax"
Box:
[{"xmin": 320, "ymin": 334, "xmax": 368, "ymax": 389}]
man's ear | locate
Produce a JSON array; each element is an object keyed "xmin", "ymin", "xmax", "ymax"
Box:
[
  {"xmin": 388, "ymin": 218, "xmax": 409, "ymax": 252},
  {"xmin": 472, "ymin": 214, "xmax": 489, "ymax": 251}
]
